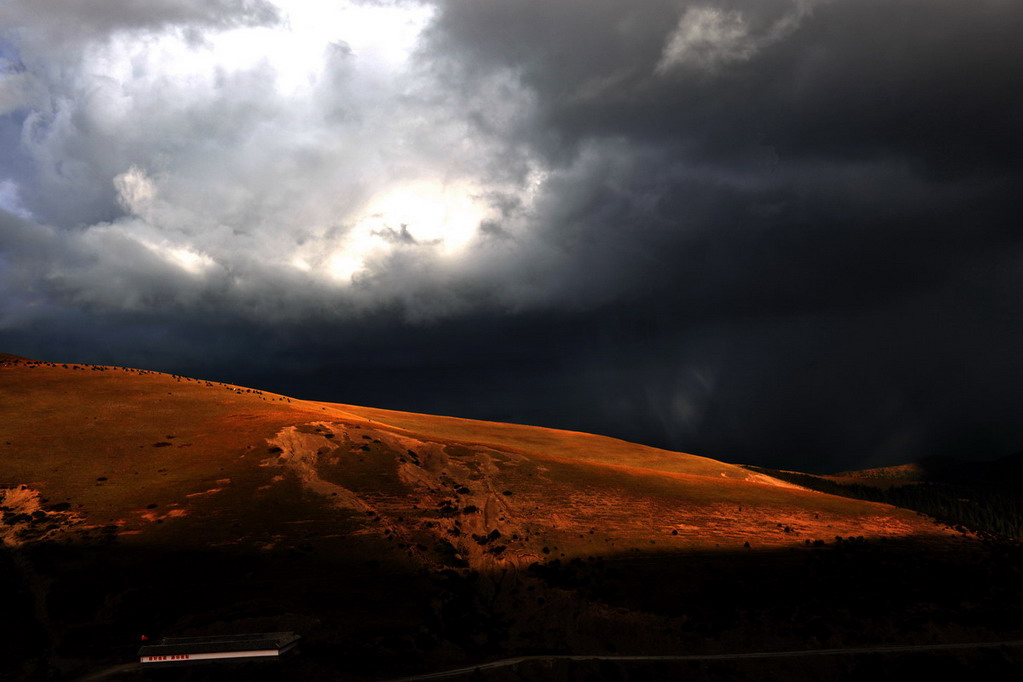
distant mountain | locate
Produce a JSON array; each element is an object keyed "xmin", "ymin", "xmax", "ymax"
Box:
[{"xmin": 837, "ymin": 453, "xmax": 1023, "ymax": 490}]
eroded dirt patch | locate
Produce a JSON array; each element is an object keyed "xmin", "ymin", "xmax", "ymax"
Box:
[
  {"xmin": 1, "ymin": 485, "xmax": 82, "ymax": 546},
  {"xmin": 263, "ymin": 424, "xmax": 372, "ymax": 511},
  {"xmin": 262, "ymin": 422, "xmax": 542, "ymax": 571}
]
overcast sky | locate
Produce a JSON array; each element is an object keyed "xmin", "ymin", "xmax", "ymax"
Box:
[{"xmin": 2, "ymin": 0, "xmax": 1022, "ymax": 471}]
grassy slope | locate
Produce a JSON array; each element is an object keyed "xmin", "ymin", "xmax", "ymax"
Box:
[
  {"xmin": 1, "ymin": 358, "xmax": 331, "ymax": 528},
  {"xmin": 1, "ymin": 355, "xmax": 980, "ymax": 680},
  {"xmin": 0, "ymin": 355, "xmax": 958, "ymax": 553},
  {"xmin": 317, "ymin": 400, "xmax": 751, "ymax": 479}
]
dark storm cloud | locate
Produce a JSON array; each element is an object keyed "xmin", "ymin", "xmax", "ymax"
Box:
[
  {"xmin": 418, "ymin": 0, "xmax": 1023, "ymax": 318},
  {"xmin": 3, "ymin": 0, "xmax": 1023, "ymax": 470},
  {"xmin": 406, "ymin": 0, "xmax": 1023, "ymax": 468},
  {"xmin": 428, "ymin": 0, "xmax": 1023, "ymax": 172}
]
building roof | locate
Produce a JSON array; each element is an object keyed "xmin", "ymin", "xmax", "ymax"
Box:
[{"xmin": 138, "ymin": 632, "xmax": 300, "ymax": 657}]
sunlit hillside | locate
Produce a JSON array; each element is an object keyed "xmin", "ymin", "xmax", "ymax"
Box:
[
  {"xmin": 0, "ymin": 354, "xmax": 952, "ymax": 555},
  {"xmin": 4, "ymin": 354, "xmax": 1013, "ymax": 681}
]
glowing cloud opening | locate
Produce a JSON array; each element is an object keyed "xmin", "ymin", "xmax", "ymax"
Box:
[{"xmin": 322, "ymin": 180, "xmax": 493, "ymax": 283}]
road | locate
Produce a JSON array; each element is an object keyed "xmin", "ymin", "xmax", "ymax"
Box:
[
  {"xmin": 76, "ymin": 639, "xmax": 1023, "ymax": 681},
  {"xmin": 75, "ymin": 662, "xmax": 142, "ymax": 682},
  {"xmin": 381, "ymin": 640, "xmax": 1023, "ymax": 681}
]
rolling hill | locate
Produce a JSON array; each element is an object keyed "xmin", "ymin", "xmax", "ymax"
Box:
[{"xmin": 2, "ymin": 354, "xmax": 1020, "ymax": 681}]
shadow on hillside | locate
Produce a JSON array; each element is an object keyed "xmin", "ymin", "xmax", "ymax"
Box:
[
  {"xmin": 4, "ymin": 534, "xmax": 1023, "ymax": 681},
  {"xmin": 913, "ymin": 453, "xmax": 1023, "ymax": 491},
  {"xmin": 0, "ymin": 539, "xmax": 434, "ymax": 681},
  {"xmin": 530, "ymin": 536, "xmax": 1023, "ymax": 645}
]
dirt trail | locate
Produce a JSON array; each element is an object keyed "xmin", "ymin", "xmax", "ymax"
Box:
[
  {"xmin": 262, "ymin": 422, "xmax": 448, "ymax": 567},
  {"xmin": 385, "ymin": 431, "xmax": 541, "ymax": 569},
  {"xmin": 264, "ymin": 425, "xmax": 371, "ymax": 512},
  {"xmin": 263, "ymin": 421, "xmax": 541, "ymax": 571}
]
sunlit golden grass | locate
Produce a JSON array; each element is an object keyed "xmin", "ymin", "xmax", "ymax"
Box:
[
  {"xmin": 1, "ymin": 355, "xmax": 957, "ymax": 562},
  {"xmin": 315, "ymin": 400, "xmax": 751, "ymax": 479},
  {"xmin": 1, "ymin": 359, "xmax": 331, "ymax": 529}
]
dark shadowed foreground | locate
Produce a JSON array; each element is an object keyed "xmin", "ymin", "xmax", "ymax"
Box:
[{"xmin": 3, "ymin": 355, "xmax": 1023, "ymax": 681}]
